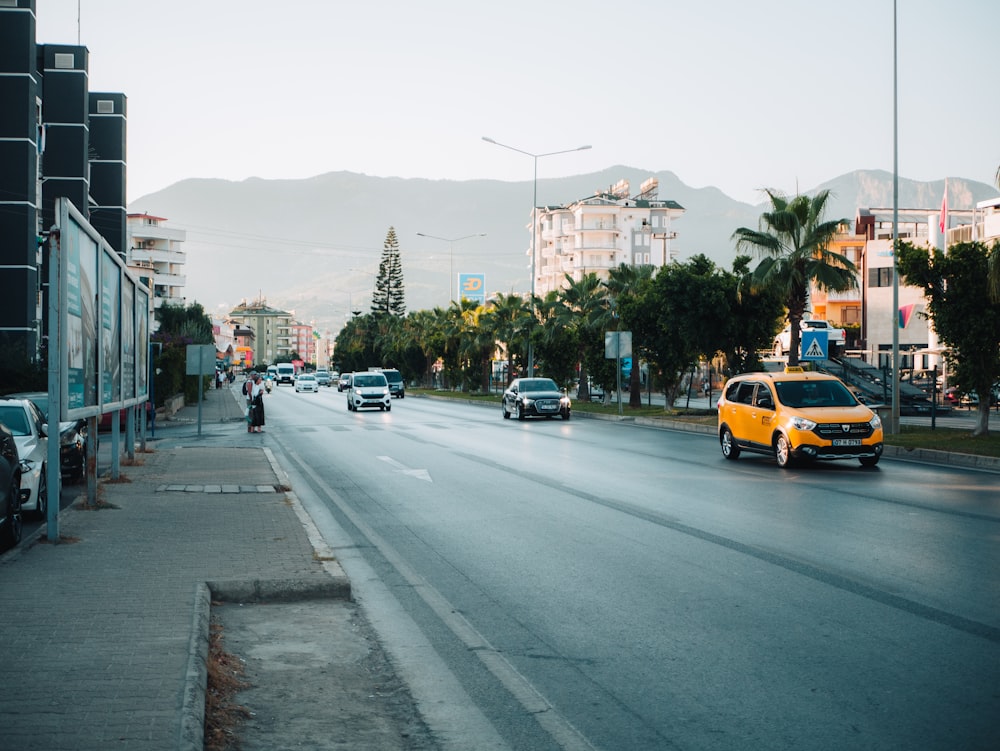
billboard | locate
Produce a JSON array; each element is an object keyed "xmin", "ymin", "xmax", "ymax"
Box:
[
  {"xmin": 55, "ymin": 198, "xmax": 150, "ymax": 421},
  {"xmin": 458, "ymin": 273, "xmax": 486, "ymax": 305}
]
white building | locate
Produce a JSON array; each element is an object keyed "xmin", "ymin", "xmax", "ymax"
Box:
[
  {"xmin": 126, "ymin": 213, "xmax": 187, "ymax": 308},
  {"xmin": 856, "ymin": 201, "xmax": 998, "ymax": 374},
  {"xmin": 532, "ymin": 178, "xmax": 685, "ymax": 298}
]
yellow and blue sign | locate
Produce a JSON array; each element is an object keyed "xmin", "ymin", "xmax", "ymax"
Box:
[{"xmin": 458, "ymin": 273, "xmax": 486, "ymax": 305}]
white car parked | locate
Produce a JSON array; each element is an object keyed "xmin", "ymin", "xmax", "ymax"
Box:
[{"xmin": 0, "ymin": 398, "xmax": 49, "ymax": 519}]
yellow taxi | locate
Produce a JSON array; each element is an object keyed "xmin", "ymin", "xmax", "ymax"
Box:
[{"xmin": 717, "ymin": 368, "xmax": 883, "ymax": 468}]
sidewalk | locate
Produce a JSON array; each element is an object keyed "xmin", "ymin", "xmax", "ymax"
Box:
[{"xmin": 0, "ymin": 384, "xmax": 425, "ymax": 751}]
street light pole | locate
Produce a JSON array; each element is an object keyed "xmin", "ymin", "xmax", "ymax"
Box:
[
  {"xmin": 416, "ymin": 232, "xmax": 486, "ymax": 304},
  {"xmin": 482, "ymin": 136, "xmax": 591, "ymax": 376}
]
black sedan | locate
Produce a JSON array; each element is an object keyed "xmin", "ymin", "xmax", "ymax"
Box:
[
  {"xmin": 0, "ymin": 421, "xmax": 23, "ymax": 551},
  {"xmin": 501, "ymin": 378, "xmax": 571, "ymax": 421}
]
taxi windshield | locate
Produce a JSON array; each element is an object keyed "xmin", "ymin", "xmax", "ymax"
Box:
[{"xmin": 774, "ymin": 380, "xmax": 858, "ymax": 408}]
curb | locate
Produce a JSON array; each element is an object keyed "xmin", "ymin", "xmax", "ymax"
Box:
[{"xmin": 177, "ymin": 446, "xmax": 353, "ymax": 751}]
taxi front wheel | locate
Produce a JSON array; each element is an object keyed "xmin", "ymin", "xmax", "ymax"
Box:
[{"xmin": 774, "ymin": 434, "xmax": 793, "ymax": 468}]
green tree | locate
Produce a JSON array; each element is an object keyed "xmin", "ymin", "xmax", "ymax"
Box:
[
  {"xmin": 151, "ymin": 302, "xmax": 215, "ymax": 405},
  {"xmin": 991, "ymin": 167, "xmax": 1000, "ymax": 302},
  {"xmin": 534, "ymin": 292, "xmax": 580, "ymax": 389},
  {"xmin": 482, "ymin": 292, "xmax": 530, "ymax": 385},
  {"xmin": 897, "ymin": 240, "xmax": 1000, "ymax": 436},
  {"xmin": 371, "ymin": 227, "xmax": 406, "ymax": 317},
  {"xmin": 728, "ymin": 255, "xmax": 786, "ymax": 374},
  {"xmin": 732, "ymin": 190, "xmax": 856, "ymax": 366},
  {"xmin": 643, "ymin": 256, "xmax": 731, "ymax": 404},
  {"xmin": 334, "ymin": 314, "xmax": 378, "ymax": 374},
  {"xmin": 605, "ymin": 263, "xmax": 654, "ymax": 407},
  {"xmin": 553, "ymin": 273, "xmax": 608, "ymax": 400}
]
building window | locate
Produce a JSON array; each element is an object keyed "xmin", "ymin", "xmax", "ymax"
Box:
[
  {"xmin": 869, "ymin": 268, "xmax": 893, "ymax": 287},
  {"xmin": 842, "ymin": 306, "xmax": 860, "ymax": 325}
]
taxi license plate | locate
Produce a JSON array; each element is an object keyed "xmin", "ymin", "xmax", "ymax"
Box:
[{"xmin": 832, "ymin": 438, "xmax": 862, "ymax": 447}]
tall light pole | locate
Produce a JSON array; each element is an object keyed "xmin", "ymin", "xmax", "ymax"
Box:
[
  {"xmin": 482, "ymin": 136, "xmax": 591, "ymax": 376},
  {"xmin": 890, "ymin": 0, "xmax": 900, "ymax": 435},
  {"xmin": 416, "ymin": 232, "xmax": 486, "ymax": 304}
]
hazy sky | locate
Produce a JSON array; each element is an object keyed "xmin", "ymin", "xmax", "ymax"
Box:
[{"xmin": 36, "ymin": 0, "xmax": 999, "ymax": 206}]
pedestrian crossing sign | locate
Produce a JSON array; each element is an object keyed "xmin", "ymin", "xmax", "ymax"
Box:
[{"xmin": 800, "ymin": 330, "xmax": 828, "ymax": 360}]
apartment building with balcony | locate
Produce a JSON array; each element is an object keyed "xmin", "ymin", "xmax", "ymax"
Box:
[
  {"xmin": 228, "ymin": 298, "xmax": 294, "ymax": 366},
  {"xmin": 127, "ymin": 213, "xmax": 186, "ymax": 308},
  {"xmin": 290, "ymin": 321, "xmax": 316, "ymax": 364},
  {"xmin": 532, "ymin": 178, "xmax": 685, "ymax": 298}
]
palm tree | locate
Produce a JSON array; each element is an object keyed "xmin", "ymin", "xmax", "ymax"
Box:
[
  {"xmin": 556, "ymin": 273, "xmax": 609, "ymax": 400},
  {"xmin": 483, "ymin": 292, "xmax": 530, "ymax": 384},
  {"xmin": 991, "ymin": 167, "xmax": 1000, "ymax": 302},
  {"xmin": 605, "ymin": 263, "xmax": 654, "ymax": 407},
  {"xmin": 732, "ymin": 189, "xmax": 857, "ymax": 366}
]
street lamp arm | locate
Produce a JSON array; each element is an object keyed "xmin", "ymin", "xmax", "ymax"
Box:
[
  {"xmin": 483, "ymin": 136, "xmax": 591, "ymax": 159},
  {"xmin": 417, "ymin": 232, "xmax": 487, "ymax": 243}
]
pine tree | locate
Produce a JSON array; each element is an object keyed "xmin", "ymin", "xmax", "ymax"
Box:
[{"xmin": 371, "ymin": 226, "xmax": 406, "ymax": 317}]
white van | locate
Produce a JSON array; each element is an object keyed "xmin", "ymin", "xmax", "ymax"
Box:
[{"xmin": 276, "ymin": 363, "xmax": 295, "ymax": 385}]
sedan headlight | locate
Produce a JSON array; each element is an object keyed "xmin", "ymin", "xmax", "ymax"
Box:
[
  {"xmin": 61, "ymin": 429, "xmax": 83, "ymax": 450},
  {"xmin": 788, "ymin": 416, "xmax": 817, "ymax": 431}
]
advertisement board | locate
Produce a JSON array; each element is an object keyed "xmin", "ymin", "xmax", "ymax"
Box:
[{"xmin": 56, "ymin": 198, "xmax": 149, "ymax": 421}]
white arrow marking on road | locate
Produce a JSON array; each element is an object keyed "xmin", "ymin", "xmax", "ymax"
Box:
[{"xmin": 378, "ymin": 456, "xmax": 432, "ymax": 482}]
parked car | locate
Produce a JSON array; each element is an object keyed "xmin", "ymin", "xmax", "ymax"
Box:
[
  {"xmin": 0, "ymin": 398, "xmax": 49, "ymax": 517},
  {"xmin": 717, "ymin": 370, "xmax": 883, "ymax": 468},
  {"xmin": 0, "ymin": 421, "xmax": 23, "ymax": 551},
  {"xmin": 773, "ymin": 319, "xmax": 846, "ymax": 357},
  {"xmin": 337, "ymin": 373, "xmax": 353, "ymax": 392},
  {"xmin": 381, "ymin": 369, "xmax": 405, "ymax": 398},
  {"xmin": 346, "ymin": 372, "xmax": 391, "ymax": 412},
  {"xmin": 502, "ymin": 378, "xmax": 571, "ymax": 421},
  {"xmin": 294, "ymin": 373, "xmax": 319, "ymax": 393},
  {"xmin": 7, "ymin": 391, "xmax": 87, "ymax": 479}
]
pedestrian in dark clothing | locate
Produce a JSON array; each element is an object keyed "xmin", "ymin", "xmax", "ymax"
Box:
[{"xmin": 249, "ymin": 373, "xmax": 265, "ymax": 433}]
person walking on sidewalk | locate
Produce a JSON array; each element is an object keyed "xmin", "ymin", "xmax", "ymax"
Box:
[{"xmin": 248, "ymin": 372, "xmax": 266, "ymax": 433}]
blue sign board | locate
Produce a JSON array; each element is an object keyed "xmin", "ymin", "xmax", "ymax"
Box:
[
  {"xmin": 800, "ymin": 330, "xmax": 829, "ymax": 361},
  {"xmin": 458, "ymin": 273, "xmax": 486, "ymax": 305}
]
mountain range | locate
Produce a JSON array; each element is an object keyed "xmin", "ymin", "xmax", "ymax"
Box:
[{"xmin": 127, "ymin": 168, "xmax": 999, "ymax": 336}]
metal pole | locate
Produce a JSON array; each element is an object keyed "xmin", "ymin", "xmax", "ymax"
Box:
[
  {"xmin": 528, "ymin": 155, "xmax": 538, "ymax": 376},
  {"xmin": 890, "ymin": 0, "xmax": 901, "ymax": 435},
  {"xmin": 197, "ymin": 347, "xmax": 204, "ymax": 436},
  {"xmin": 481, "ymin": 137, "xmax": 591, "ymax": 376},
  {"xmin": 46, "ymin": 229, "xmax": 61, "ymax": 540}
]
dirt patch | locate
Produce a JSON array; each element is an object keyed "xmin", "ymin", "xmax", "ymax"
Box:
[
  {"xmin": 210, "ymin": 599, "xmax": 437, "ymax": 750},
  {"xmin": 205, "ymin": 618, "xmax": 252, "ymax": 751}
]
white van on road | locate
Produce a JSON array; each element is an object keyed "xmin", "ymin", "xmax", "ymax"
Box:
[{"xmin": 276, "ymin": 363, "xmax": 295, "ymax": 385}]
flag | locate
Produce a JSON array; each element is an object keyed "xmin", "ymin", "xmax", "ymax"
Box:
[
  {"xmin": 898, "ymin": 303, "xmax": 916, "ymax": 329},
  {"xmin": 938, "ymin": 180, "xmax": 948, "ymax": 234}
]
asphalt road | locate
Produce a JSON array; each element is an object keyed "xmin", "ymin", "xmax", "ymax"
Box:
[
  {"xmin": 246, "ymin": 385, "xmax": 1000, "ymax": 751},
  {"xmin": 43, "ymin": 386, "xmax": 997, "ymax": 750}
]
